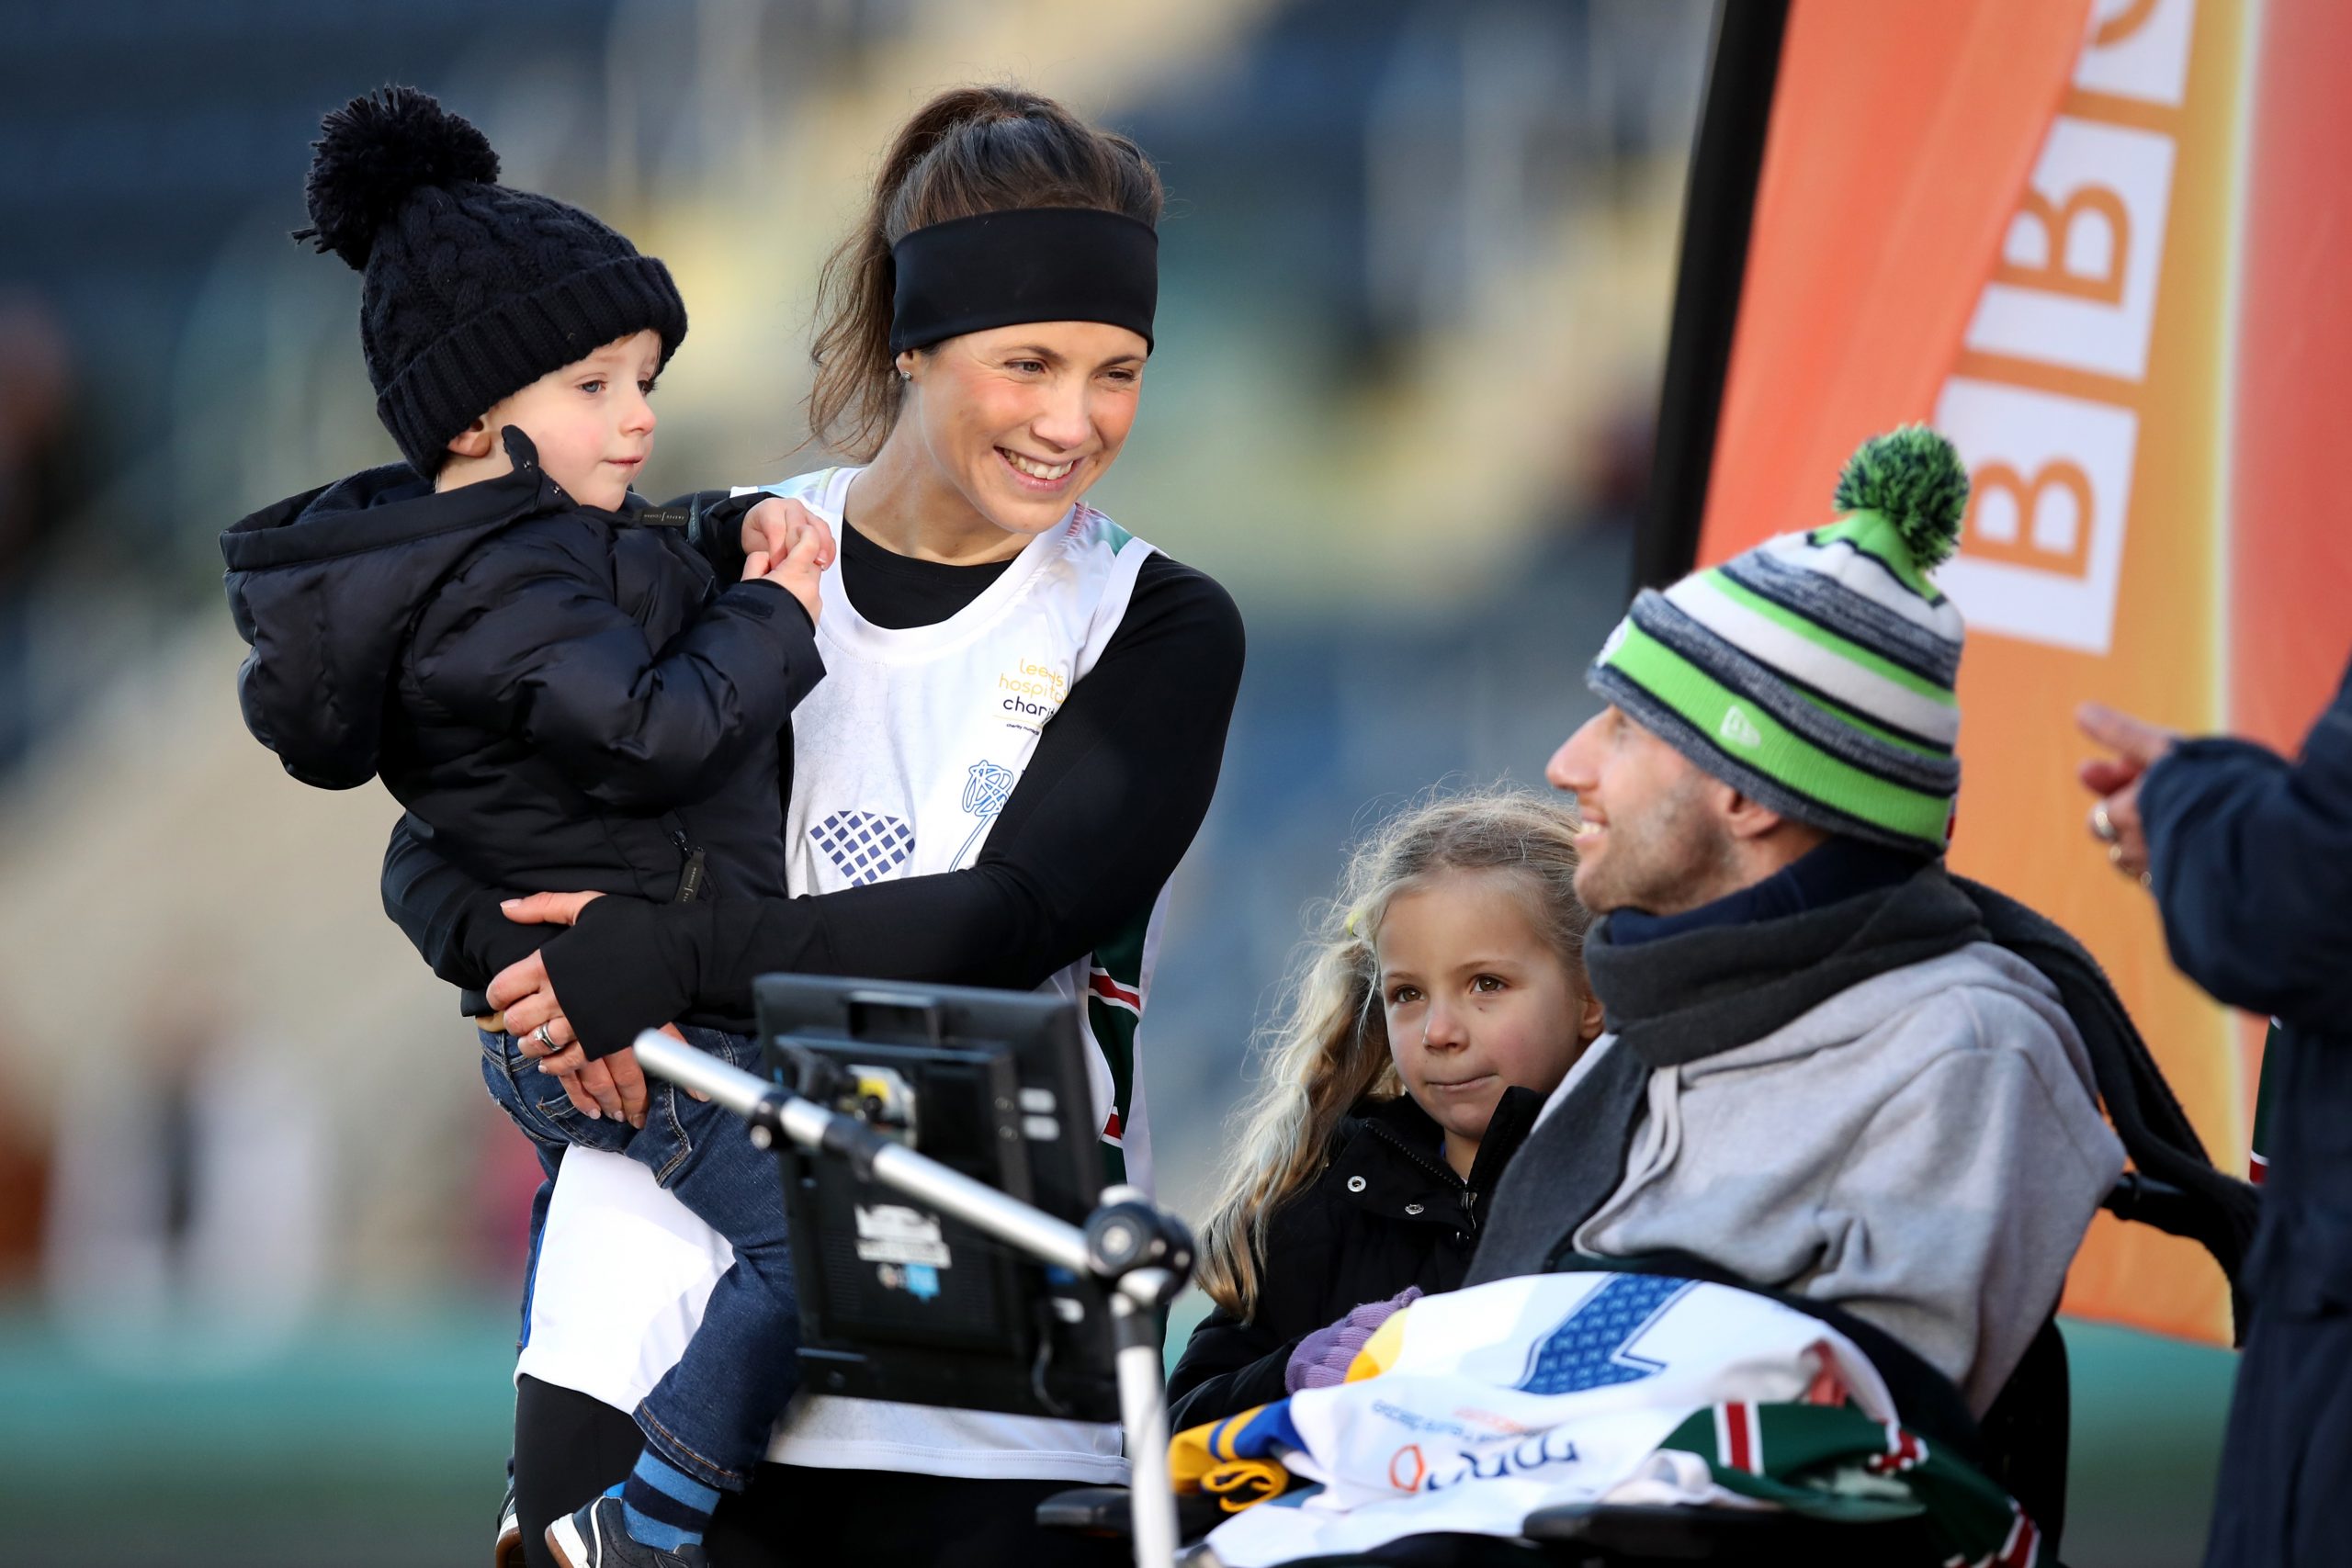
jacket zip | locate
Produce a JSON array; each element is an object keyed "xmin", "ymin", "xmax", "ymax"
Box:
[
  {"xmin": 669, "ymin": 829, "xmax": 707, "ymax": 904},
  {"xmin": 1364, "ymin": 1121, "xmax": 1479, "ymax": 1235}
]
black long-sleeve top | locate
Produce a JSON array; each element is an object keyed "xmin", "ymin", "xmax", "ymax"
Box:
[{"xmin": 381, "ymin": 510, "xmax": 1246, "ymax": 1056}]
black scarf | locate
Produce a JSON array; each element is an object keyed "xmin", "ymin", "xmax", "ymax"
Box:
[
  {"xmin": 1464, "ymin": 863, "xmax": 2257, "ymax": 1335},
  {"xmin": 1464, "ymin": 863, "xmax": 1984, "ymax": 1286}
]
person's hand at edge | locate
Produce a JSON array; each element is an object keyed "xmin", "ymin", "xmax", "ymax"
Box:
[{"xmin": 2076, "ymin": 701, "xmax": 2181, "ymax": 883}]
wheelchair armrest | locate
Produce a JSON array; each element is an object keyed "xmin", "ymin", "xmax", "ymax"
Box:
[
  {"xmin": 1035, "ymin": 1484, "xmax": 1230, "ymax": 1542},
  {"xmin": 1520, "ymin": 1503, "xmax": 1934, "ymax": 1562}
]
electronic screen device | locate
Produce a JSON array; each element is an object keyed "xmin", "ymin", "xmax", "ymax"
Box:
[{"xmin": 754, "ymin": 975, "xmax": 1119, "ymax": 1422}]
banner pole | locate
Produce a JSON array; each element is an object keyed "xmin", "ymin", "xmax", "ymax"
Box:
[{"xmin": 1639, "ymin": 0, "xmax": 1790, "ymax": 592}]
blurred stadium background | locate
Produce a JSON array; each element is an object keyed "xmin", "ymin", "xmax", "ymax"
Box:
[{"xmin": 0, "ymin": 2, "xmax": 2226, "ymax": 1562}]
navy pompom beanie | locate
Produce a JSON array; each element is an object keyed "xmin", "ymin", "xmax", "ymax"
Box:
[{"xmin": 297, "ymin": 85, "xmax": 688, "ymax": 477}]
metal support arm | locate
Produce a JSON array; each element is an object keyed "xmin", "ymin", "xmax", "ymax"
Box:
[{"xmin": 632, "ymin": 1029, "xmax": 1193, "ymax": 1567}]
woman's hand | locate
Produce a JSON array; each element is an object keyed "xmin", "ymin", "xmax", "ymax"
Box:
[
  {"xmin": 491, "ymin": 894, "xmax": 597, "ymax": 1107},
  {"xmin": 490, "ymin": 895, "xmax": 704, "ymax": 1125},
  {"xmin": 558, "ymin": 1052, "xmax": 638, "ymax": 1124},
  {"xmin": 2076, "ymin": 701, "xmax": 2181, "ymax": 883},
  {"xmin": 493, "ymin": 961, "xmax": 610, "ymax": 1116},
  {"xmin": 487, "ymin": 891, "xmax": 601, "ymax": 1039},
  {"xmin": 528, "ymin": 1025, "xmax": 701, "ymax": 1128},
  {"xmin": 502, "ymin": 889, "xmax": 605, "ymax": 929},
  {"xmin": 741, "ymin": 497, "xmax": 836, "ymax": 626},
  {"xmin": 535, "ymin": 1026, "xmax": 706, "ymax": 1127}
]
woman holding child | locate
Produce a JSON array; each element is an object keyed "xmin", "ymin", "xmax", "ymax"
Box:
[{"xmin": 374, "ymin": 86, "xmax": 1246, "ymax": 1567}]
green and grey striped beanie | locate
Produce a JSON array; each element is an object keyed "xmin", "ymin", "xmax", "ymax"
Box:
[{"xmin": 1589, "ymin": 425, "xmax": 1968, "ymax": 854}]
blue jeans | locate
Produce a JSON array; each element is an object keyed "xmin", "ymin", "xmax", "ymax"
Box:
[{"xmin": 481, "ymin": 1025, "xmax": 800, "ymax": 1494}]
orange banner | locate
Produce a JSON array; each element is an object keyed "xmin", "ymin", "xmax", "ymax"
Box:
[{"xmin": 1698, "ymin": 0, "xmax": 2352, "ymax": 1344}]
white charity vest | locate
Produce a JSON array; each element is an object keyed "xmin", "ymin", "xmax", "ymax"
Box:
[
  {"xmin": 1200, "ymin": 1273, "xmax": 1896, "ymax": 1567},
  {"xmin": 516, "ymin": 467, "xmax": 1164, "ymax": 1483}
]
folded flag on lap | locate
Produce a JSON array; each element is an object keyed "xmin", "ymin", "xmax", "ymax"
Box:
[{"xmin": 1168, "ymin": 1273, "xmax": 2044, "ymax": 1567}]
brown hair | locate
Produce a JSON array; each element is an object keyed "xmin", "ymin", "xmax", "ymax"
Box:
[
  {"xmin": 807, "ymin": 85, "xmax": 1165, "ymax": 460},
  {"xmin": 1194, "ymin": 787, "xmax": 1595, "ymax": 1320}
]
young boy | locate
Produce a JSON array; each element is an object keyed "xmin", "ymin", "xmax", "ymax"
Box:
[{"xmin": 221, "ymin": 87, "xmax": 820, "ymax": 1568}]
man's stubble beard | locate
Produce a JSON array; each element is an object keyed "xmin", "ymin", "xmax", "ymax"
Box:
[{"xmin": 1577, "ymin": 773, "xmax": 1741, "ymax": 919}]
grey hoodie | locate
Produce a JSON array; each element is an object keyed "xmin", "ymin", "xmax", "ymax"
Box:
[{"xmin": 1562, "ymin": 942, "xmax": 2124, "ymax": 1415}]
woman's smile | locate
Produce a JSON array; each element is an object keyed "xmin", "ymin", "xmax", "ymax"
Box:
[{"xmin": 996, "ymin": 446, "xmax": 1080, "ymax": 491}]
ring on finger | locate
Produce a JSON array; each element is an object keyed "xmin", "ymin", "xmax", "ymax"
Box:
[
  {"xmin": 535, "ymin": 1021, "xmax": 558, "ymax": 1052},
  {"xmin": 2091, "ymin": 804, "xmax": 2119, "ymax": 844}
]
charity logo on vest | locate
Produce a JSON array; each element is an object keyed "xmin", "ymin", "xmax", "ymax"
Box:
[
  {"xmin": 954, "ymin": 760, "xmax": 1018, "ymax": 863},
  {"xmin": 996, "ymin": 655, "xmax": 1070, "ymax": 735}
]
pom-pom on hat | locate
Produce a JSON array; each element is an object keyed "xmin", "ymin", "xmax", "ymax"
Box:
[
  {"xmin": 1588, "ymin": 424, "xmax": 1971, "ymax": 854},
  {"xmin": 298, "ymin": 86, "xmax": 687, "ymax": 478}
]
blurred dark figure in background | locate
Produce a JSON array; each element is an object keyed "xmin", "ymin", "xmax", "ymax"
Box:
[
  {"xmin": 0, "ymin": 295, "xmax": 81, "ymax": 773},
  {"xmin": 2078, "ymin": 659, "xmax": 2352, "ymax": 1568},
  {"xmin": 40, "ymin": 971, "xmax": 327, "ymax": 1354},
  {"xmin": 0, "ymin": 1031, "xmax": 49, "ymax": 1290}
]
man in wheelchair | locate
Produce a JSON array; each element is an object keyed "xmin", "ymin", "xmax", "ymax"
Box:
[
  {"xmin": 1464, "ymin": 434, "xmax": 2127, "ymax": 1412},
  {"xmin": 1134, "ymin": 434, "xmax": 2256, "ymax": 1566}
]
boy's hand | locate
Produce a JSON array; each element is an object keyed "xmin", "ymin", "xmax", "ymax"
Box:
[
  {"xmin": 740, "ymin": 496, "xmax": 807, "ymax": 560},
  {"xmin": 741, "ymin": 499, "xmax": 836, "ymax": 575},
  {"xmin": 744, "ymin": 509, "xmax": 834, "ymax": 626}
]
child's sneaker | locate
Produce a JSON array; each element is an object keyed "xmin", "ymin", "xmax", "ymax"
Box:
[
  {"xmin": 494, "ymin": 1481, "xmax": 524, "ymax": 1567},
  {"xmin": 546, "ymin": 1496, "xmax": 707, "ymax": 1568}
]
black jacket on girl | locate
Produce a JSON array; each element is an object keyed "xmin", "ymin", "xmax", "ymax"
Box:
[
  {"xmin": 1166, "ymin": 1087, "xmax": 1542, "ymax": 1434},
  {"xmin": 220, "ymin": 430, "xmax": 821, "ymax": 1027}
]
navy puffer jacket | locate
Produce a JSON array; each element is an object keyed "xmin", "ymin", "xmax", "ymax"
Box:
[
  {"xmin": 2143, "ymin": 653, "xmax": 2352, "ymax": 1568},
  {"xmin": 221, "ymin": 430, "xmax": 820, "ymax": 1018}
]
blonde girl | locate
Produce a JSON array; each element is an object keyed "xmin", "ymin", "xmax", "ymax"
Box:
[{"xmin": 1167, "ymin": 787, "xmax": 1604, "ymax": 1431}]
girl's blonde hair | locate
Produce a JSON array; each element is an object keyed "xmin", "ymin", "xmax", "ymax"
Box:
[{"xmin": 1194, "ymin": 785, "xmax": 1593, "ymax": 1320}]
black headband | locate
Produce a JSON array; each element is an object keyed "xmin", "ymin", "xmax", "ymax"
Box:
[{"xmin": 888, "ymin": 208, "xmax": 1158, "ymax": 355}]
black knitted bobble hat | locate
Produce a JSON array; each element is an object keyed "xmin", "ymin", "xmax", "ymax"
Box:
[{"xmin": 297, "ymin": 86, "xmax": 688, "ymax": 478}]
